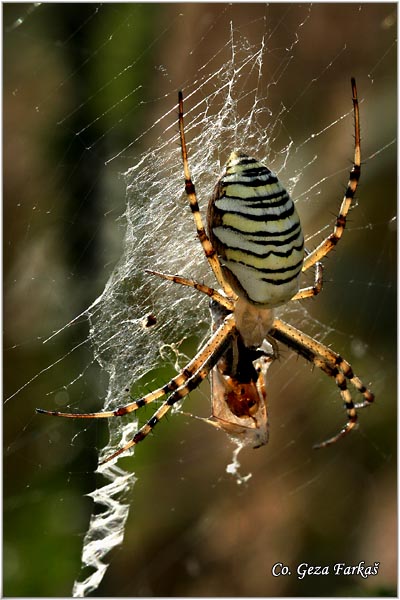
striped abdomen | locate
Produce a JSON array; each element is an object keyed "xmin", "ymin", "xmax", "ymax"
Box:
[{"xmin": 208, "ymin": 151, "xmax": 304, "ymax": 307}]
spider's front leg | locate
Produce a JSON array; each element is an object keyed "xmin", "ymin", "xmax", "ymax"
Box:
[
  {"xmin": 269, "ymin": 318, "xmax": 374, "ymax": 448},
  {"xmin": 100, "ymin": 313, "xmax": 237, "ymax": 463},
  {"xmin": 37, "ymin": 310, "xmax": 236, "ymax": 423}
]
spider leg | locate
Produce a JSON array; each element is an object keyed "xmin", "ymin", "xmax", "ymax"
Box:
[
  {"xmin": 145, "ymin": 269, "xmax": 234, "ymax": 311},
  {"xmin": 100, "ymin": 314, "xmax": 236, "ymax": 463},
  {"xmin": 271, "ymin": 318, "xmax": 374, "ymax": 406},
  {"xmin": 36, "ymin": 313, "xmax": 237, "ymax": 420},
  {"xmin": 269, "ymin": 317, "xmax": 374, "ymax": 448},
  {"xmin": 291, "ymin": 261, "xmax": 323, "ymax": 301},
  {"xmin": 302, "ymin": 78, "xmax": 361, "ymax": 273},
  {"xmin": 101, "ymin": 365, "xmax": 217, "ymax": 464},
  {"xmin": 178, "ymin": 92, "xmax": 236, "ymax": 300}
]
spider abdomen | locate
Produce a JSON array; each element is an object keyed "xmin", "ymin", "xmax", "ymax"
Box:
[{"xmin": 208, "ymin": 151, "xmax": 304, "ymax": 307}]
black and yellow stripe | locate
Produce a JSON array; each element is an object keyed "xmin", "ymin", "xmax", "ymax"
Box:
[
  {"xmin": 208, "ymin": 151, "xmax": 304, "ymax": 307},
  {"xmin": 302, "ymin": 78, "xmax": 361, "ymax": 273}
]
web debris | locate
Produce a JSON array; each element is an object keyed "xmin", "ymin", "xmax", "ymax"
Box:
[
  {"xmin": 226, "ymin": 440, "xmax": 253, "ymax": 486},
  {"xmin": 73, "ymin": 465, "xmax": 136, "ymax": 597}
]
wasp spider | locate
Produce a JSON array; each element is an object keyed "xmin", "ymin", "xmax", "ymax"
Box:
[{"xmin": 37, "ymin": 78, "xmax": 374, "ymax": 464}]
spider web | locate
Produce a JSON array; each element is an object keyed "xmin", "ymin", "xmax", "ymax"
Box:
[
  {"xmin": 74, "ymin": 21, "xmax": 337, "ymax": 594},
  {"xmin": 4, "ymin": 4, "xmax": 397, "ymax": 598}
]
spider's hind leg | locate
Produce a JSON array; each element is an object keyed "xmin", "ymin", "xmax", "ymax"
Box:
[
  {"xmin": 291, "ymin": 261, "xmax": 323, "ymax": 302},
  {"xmin": 302, "ymin": 78, "xmax": 361, "ymax": 273},
  {"xmin": 178, "ymin": 91, "xmax": 236, "ymax": 299}
]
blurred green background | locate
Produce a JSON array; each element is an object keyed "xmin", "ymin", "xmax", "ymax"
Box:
[{"xmin": 4, "ymin": 3, "xmax": 396, "ymax": 597}]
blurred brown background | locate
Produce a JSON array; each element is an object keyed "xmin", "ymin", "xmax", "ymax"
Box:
[{"xmin": 4, "ymin": 3, "xmax": 396, "ymax": 597}]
